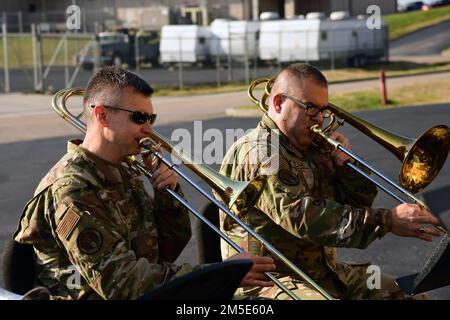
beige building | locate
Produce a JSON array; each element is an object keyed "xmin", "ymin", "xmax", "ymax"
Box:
[
  {"xmin": 0, "ymin": 0, "xmax": 397, "ymax": 32},
  {"xmin": 231, "ymin": 0, "xmax": 397, "ymax": 20}
]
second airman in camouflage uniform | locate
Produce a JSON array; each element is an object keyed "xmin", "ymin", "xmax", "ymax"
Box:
[{"xmin": 219, "ymin": 63, "xmax": 441, "ymax": 300}]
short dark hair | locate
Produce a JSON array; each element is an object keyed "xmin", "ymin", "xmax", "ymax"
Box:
[
  {"xmin": 83, "ymin": 66, "xmax": 153, "ymax": 108},
  {"xmin": 279, "ymin": 63, "xmax": 328, "ymax": 87}
]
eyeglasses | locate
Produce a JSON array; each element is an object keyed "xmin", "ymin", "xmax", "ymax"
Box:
[
  {"xmin": 282, "ymin": 94, "xmax": 331, "ymax": 118},
  {"xmin": 91, "ymin": 105, "xmax": 157, "ymax": 125}
]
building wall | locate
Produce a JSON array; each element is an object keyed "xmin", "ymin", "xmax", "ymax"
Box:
[
  {"xmin": 285, "ymin": 0, "xmax": 296, "ymax": 18},
  {"xmin": 349, "ymin": 0, "xmax": 397, "ymax": 16},
  {"xmin": 294, "ymin": 0, "xmax": 332, "ymax": 15},
  {"xmin": 229, "ymin": 1, "xmax": 247, "ymax": 20},
  {"xmin": 295, "ymin": 0, "xmax": 397, "ymax": 16},
  {"xmin": 330, "ymin": 0, "xmax": 350, "ymax": 12},
  {"xmin": 1, "ymin": 0, "xmax": 397, "ymax": 32}
]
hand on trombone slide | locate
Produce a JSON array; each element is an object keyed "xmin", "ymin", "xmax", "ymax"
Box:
[
  {"xmin": 142, "ymin": 151, "xmax": 178, "ymax": 191},
  {"xmin": 390, "ymin": 203, "xmax": 444, "ymax": 242},
  {"xmin": 226, "ymin": 252, "xmax": 276, "ymax": 288},
  {"xmin": 330, "ymin": 132, "xmax": 355, "ymax": 166}
]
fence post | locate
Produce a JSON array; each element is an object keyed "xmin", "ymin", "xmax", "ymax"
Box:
[
  {"xmin": 253, "ymin": 31, "xmax": 258, "ymax": 79},
  {"xmin": 277, "ymin": 28, "xmax": 281, "ymax": 71},
  {"xmin": 37, "ymin": 25, "xmax": 45, "ymax": 92},
  {"xmin": 82, "ymin": 8, "xmax": 87, "ymax": 33},
  {"xmin": 18, "ymin": 11, "xmax": 23, "ymax": 34},
  {"xmin": 92, "ymin": 23, "xmax": 100, "ymax": 74},
  {"xmin": 178, "ymin": 36, "xmax": 183, "ymax": 90},
  {"xmin": 93, "ymin": 34, "xmax": 100, "ymax": 74},
  {"xmin": 64, "ymin": 34, "xmax": 69, "ymax": 88},
  {"xmin": 2, "ymin": 21, "xmax": 10, "ymax": 93},
  {"xmin": 380, "ymin": 69, "xmax": 387, "ymax": 105},
  {"xmin": 244, "ymin": 31, "xmax": 249, "ymax": 84},
  {"xmin": 305, "ymin": 29, "xmax": 309, "ymax": 64},
  {"xmin": 215, "ymin": 41, "xmax": 221, "ymax": 87},
  {"xmin": 135, "ymin": 31, "xmax": 140, "ymax": 73},
  {"xmin": 330, "ymin": 29, "xmax": 335, "ymax": 70},
  {"xmin": 31, "ymin": 24, "xmax": 39, "ymax": 91},
  {"xmin": 227, "ymin": 23, "xmax": 232, "ymax": 82}
]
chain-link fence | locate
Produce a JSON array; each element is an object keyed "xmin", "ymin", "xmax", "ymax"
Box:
[
  {"xmin": 0, "ymin": 19, "xmax": 388, "ymax": 93},
  {"xmin": 154, "ymin": 24, "xmax": 387, "ymax": 89},
  {"xmin": 0, "ymin": 24, "xmax": 97, "ymax": 93}
]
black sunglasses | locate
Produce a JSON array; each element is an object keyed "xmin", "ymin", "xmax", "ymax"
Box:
[
  {"xmin": 282, "ymin": 94, "xmax": 331, "ymax": 119},
  {"xmin": 91, "ymin": 105, "xmax": 157, "ymax": 125}
]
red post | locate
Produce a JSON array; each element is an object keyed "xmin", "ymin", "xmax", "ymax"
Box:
[{"xmin": 380, "ymin": 69, "xmax": 387, "ymax": 105}]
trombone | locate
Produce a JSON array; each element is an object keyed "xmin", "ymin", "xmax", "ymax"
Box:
[
  {"xmin": 52, "ymin": 88, "xmax": 336, "ymax": 300},
  {"xmin": 248, "ymin": 78, "xmax": 450, "ymax": 227}
]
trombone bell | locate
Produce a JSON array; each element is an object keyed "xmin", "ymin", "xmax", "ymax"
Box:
[{"xmin": 401, "ymin": 125, "xmax": 450, "ymax": 193}]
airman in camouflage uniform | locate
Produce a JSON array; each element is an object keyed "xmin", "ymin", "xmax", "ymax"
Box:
[
  {"xmin": 14, "ymin": 67, "xmax": 276, "ymax": 300},
  {"xmin": 219, "ymin": 63, "xmax": 441, "ymax": 300},
  {"xmin": 14, "ymin": 139, "xmax": 193, "ymax": 299}
]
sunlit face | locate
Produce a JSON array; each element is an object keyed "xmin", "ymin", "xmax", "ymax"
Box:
[
  {"xmin": 277, "ymin": 80, "xmax": 329, "ymax": 150},
  {"xmin": 104, "ymin": 87, "xmax": 154, "ymax": 159}
]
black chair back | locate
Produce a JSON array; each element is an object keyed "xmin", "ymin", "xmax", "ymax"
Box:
[
  {"xmin": 2, "ymin": 240, "xmax": 36, "ymax": 295},
  {"xmin": 195, "ymin": 203, "xmax": 222, "ymax": 264}
]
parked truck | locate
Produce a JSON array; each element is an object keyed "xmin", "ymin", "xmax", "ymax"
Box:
[
  {"xmin": 80, "ymin": 29, "xmax": 160, "ymax": 69},
  {"xmin": 209, "ymin": 19, "xmax": 260, "ymax": 63},
  {"xmin": 159, "ymin": 25, "xmax": 211, "ymax": 67},
  {"xmin": 258, "ymin": 11, "xmax": 388, "ymax": 67}
]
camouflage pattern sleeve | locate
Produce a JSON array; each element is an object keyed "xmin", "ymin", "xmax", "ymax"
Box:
[
  {"xmin": 334, "ymin": 163, "xmax": 378, "ymax": 208},
  {"xmin": 51, "ymin": 183, "xmax": 193, "ymax": 300},
  {"xmin": 232, "ymin": 146, "xmax": 391, "ymax": 250},
  {"xmin": 153, "ymin": 184, "xmax": 192, "ymax": 262}
]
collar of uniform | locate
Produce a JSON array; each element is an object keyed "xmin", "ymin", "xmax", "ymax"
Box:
[
  {"xmin": 67, "ymin": 139, "xmax": 124, "ymax": 185},
  {"xmin": 260, "ymin": 114, "xmax": 305, "ymax": 158}
]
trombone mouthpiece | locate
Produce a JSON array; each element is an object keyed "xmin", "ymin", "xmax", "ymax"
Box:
[
  {"xmin": 310, "ymin": 124, "xmax": 321, "ymax": 133},
  {"xmin": 139, "ymin": 137, "xmax": 153, "ymax": 149},
  {"xmin": 139, "ymin": 137, "xmax": 162, "ymax": 154}
]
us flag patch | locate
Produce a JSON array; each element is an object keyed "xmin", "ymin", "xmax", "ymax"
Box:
[{"xmin": 56, "ymin": 208, "xmax": 81, "ymax": 240}]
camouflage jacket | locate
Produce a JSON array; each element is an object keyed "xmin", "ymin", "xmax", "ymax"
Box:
[
  {"xmin": 219, "ymin": 114, "xmax": 391, "ymax": 295},
  {"xmin": 14, "ymin": 140, "xmax": 193, "ymax": 300}
]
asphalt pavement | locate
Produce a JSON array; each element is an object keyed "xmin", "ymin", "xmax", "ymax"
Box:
[
  {"xmin": 1, "ymin": 103, "xmax": 449, "ymax": 299},
  {"xmin": 1, "ymin": 70, "xmax": 449, "ymax": 145}
]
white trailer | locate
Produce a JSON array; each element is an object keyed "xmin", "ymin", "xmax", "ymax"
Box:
[
  {"xmin": 259, "ymin": 13, "xmax": 388, "ymax": 66},
  {"xmin": 159, "ymin": 25, "xmax": 211, "ymax": 66},
  {"xmin": 209, "ymin": 19, "xmax": 260, "ymax": 62}
]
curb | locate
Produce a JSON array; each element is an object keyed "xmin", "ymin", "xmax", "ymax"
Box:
[{"xmin": 225, "ymin": 108, "xmax": 261, "ymax": 117}]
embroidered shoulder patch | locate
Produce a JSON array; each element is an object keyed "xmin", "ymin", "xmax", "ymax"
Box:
[
  {"xmin": 278, "ymin": 169, "xmax": 300, "ymax": 186},
  {"xmin": 56, "ymin": 208, "xmax": 80, "ymax": 240},
  {"xmin": 77, "ymin": 228, "xmax": 103, "ymax": 255}
]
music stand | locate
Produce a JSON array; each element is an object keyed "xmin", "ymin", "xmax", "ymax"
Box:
[
  {"xmin": 395, "ymin": 184, "xmax": 450, "ymax": 295},
  {"xmin": 422, "ymin": 184, "xmax": 450, "ymax": 231},
  {"xmin": 137, "ymin": 260, "xmax": 253, "ymax": 300},
  {"xmin": 396, "ymin": 234, "xmax": 450, "ymax": 295}
]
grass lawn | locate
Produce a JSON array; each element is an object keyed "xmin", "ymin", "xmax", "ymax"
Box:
[
  {"xmin": 330, "ymin": 77, "xmax": 450, "ymax": 111},
  {"xmin": 384, "ymin": 5, "xmax": 450, "ymax": 40}
]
